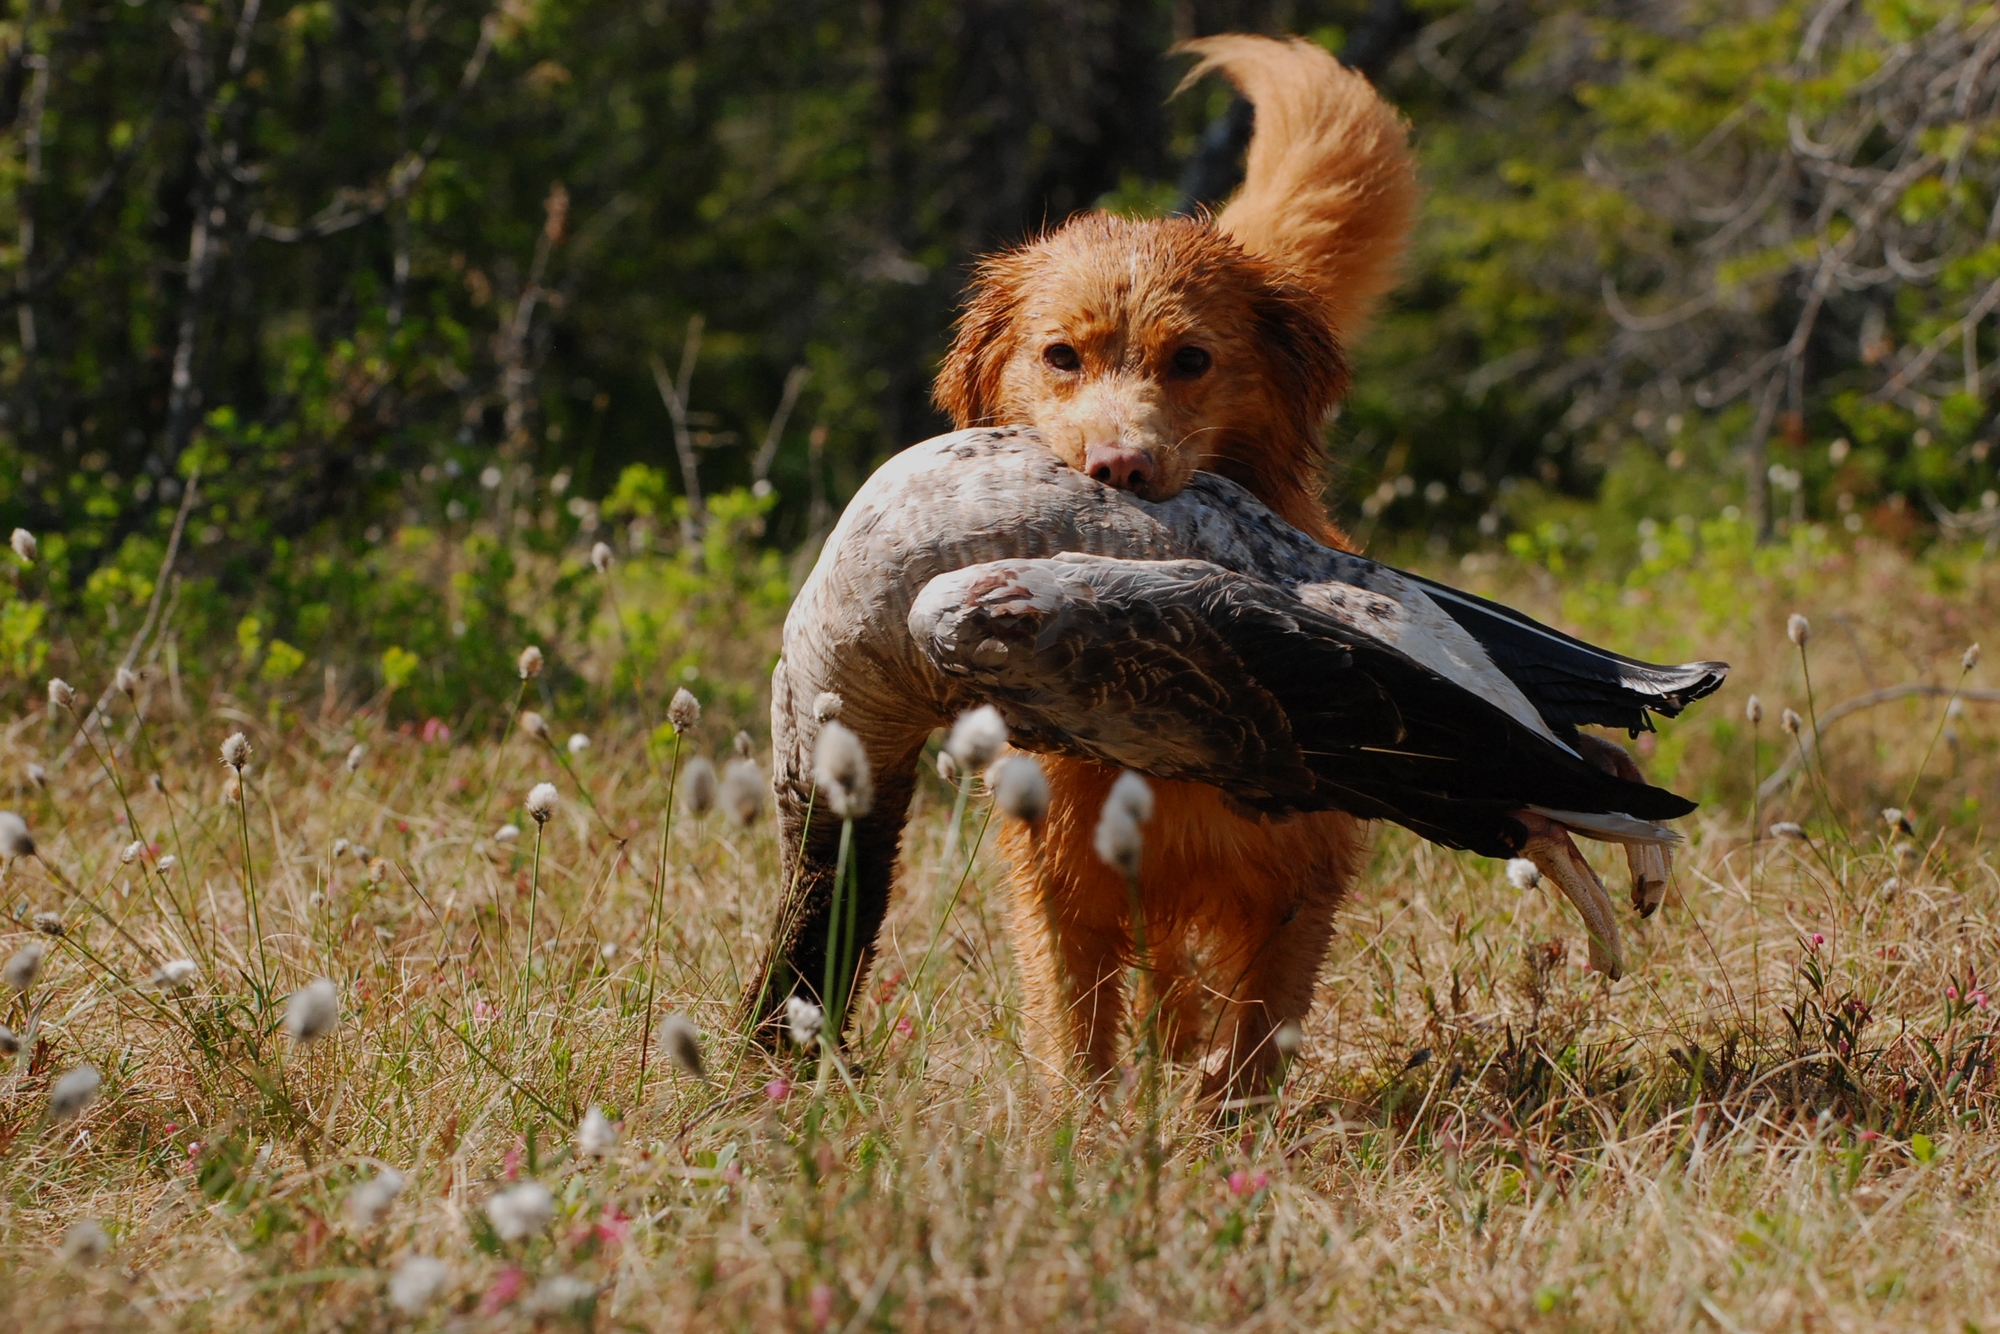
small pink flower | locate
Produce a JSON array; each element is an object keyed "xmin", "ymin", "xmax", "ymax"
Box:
[
  {"xmin": 721, "ymin": 1163, "xmax": 742, "ymax": 1185},
  {"xmin": 809, "ymin": 1282, "xmax": 834, "ymax": 1328},
  {"xmin": 1228, "ymin": 1170, "xmax": 1251, "ymax": 1196},
  {"xmin": 595, "ymin": 1204, "xmax": 631, "ymax": 1245},
  {"xmin": 480, "ymin": 1266, "xmax": 525, "ymax": 1314},
  {"xmin": 1252, "ymin": 1172, "xmax": 1270, "ymax": 1191},
  {"xmin": 163, "ymin": 1121, "xmax": 179, "ymax": 1135},
  {"xmin": 765, "ymin": 1078, "xmax": 792, "ymax": 1103},
  {"xmin": 1975, "ymin": 991, "xmax": 1989, "ymax": 1010},
  {"xmin": 421, "ymin": 717, "xmax": 451, "ymax": 744},
  {"xmin": 473, "ymin": 999, "xmax": 497, "ymax": 1021},
  {"xmin": 502, "ymin": 1144, "xmax": 522, "ymax": 1181},
  {"xmin": 1809, "ymin": 933, "xmax": 1825, "ymax": 948},
  {"xmin": 1857, "ymin": 1129, "xmax": 1879, "ymax": 1141},
  {"xmin": 1948, "ymin": 986, "xmax": 1960, "ymax": 1001},
  {"xmin": 894, "ymin": 1015, "xmax": 914, "ymax": 1038}
]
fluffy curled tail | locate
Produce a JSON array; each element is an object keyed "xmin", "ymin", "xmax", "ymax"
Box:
[{"xmin": 1177, "ymin": 34, "xmax": 1417, "ymax": 338}]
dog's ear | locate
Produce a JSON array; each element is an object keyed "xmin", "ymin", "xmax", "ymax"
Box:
[
  {"xmin": 1250, "ymin": 280, "xmax": 1348, "ymax": 422},
  {"xmin": 934, "ymin": 254, "xmax": 1025, "ymax": 429}
]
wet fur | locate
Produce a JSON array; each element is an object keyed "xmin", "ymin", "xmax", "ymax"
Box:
[{"xmin": 933, "ymin": 35, "xmax": 1417, "ymax": 1098}]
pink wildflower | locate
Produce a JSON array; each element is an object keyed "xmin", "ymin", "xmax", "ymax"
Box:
[
  {"xmin": 1975, "ymin": 991, "xmax": 1989, "ymax": 1010},
  {"xmin": 894, "ymin": 1015, "xmax": 914, "ymax": 1038},
  {"xmin": 594, "ymin": 1204, "xmax": 630, "ymax": 1245},
  {"xmin": 480, "ymin": 1266, "xmax": 525, "ymax": 1314},
  {"xmin": 1858, "ymin": 1129, "xmax": 1879, "ymax": 1141},
  {"xmin": 1948, "ymin": 986, "xmax": 1960, "ymax": 1002},
  {"xmin": 765, "ymin": 1078, "xmax": 792, "ymax": 1103},
  {"xmin": 421, "ymin": 718, "xmax": 451, "ymax": 744},
  {"xmin": 502, "ymin": 1144, "xmax": 522, "ymax": 1181},
  {"xmin": 809, "ymin": 1282, "xmax": 834, "ymax": 1328},
  {"xmin": 1809, "ymin": 933, "xmax": 1825, "ymax": 948}
]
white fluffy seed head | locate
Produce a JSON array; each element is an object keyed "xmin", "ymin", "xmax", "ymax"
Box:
[
  {"xmin": 529, "ymin": 1276, "xmax": 598, "ymax": 1317},
  {"xmin": 61, "ymin": 1219, "xmax": 110, "ymax": 1265},
  {"xmin": 935, "ymin": 750, "xmax": 958, "ymax": 785},
  {"xmin": 284, "ymin": 978, "xmax": 340, "ymax": 1043},
  {"xmin": 47, "ymin": 678, "xmax": 74, "ymax": 709},
  {"xmin": 25, "ymin": 762, "xmax": 46, "ymax": 788},
  {"xmin": 1786, "ymin": 613, "xmax": 1810, "ymax": 647},
  {"xmin": 121, "ymin": 839, "xmax": 143, "ymax": 864},
  {"xmin": 990, "ymin": 755, "xmax": 1050, "ymax": 824},
  {"xmin": 1769, "ymin": 821, "xmax": 1806, "ymax": 840},
  {"xmin": 485, "ymin": 1180, "xmax": 554, "ymax": 1241},
  {"xmin": 5, "ymin": 942, "xmax": 46, "ymax": 993},
  {"xmin": 813, "ymin": 722, "xmax": 873, "ymax": 819},
  {"xmin": 344, "ymin": 1167, "xmax": 405, "ymax": 1227},
  {"xmin": 220, "ymin": 732, "xmax": 252, "ymax": 770},
  {"xmin": 33, "ymin": 912, "xmax": 65, "ymax": 938},
  {"xmin": 1094, "ymin": 806, "xmax": 1142, "ymax": 878},
  {"xmin": 1781, "ymin": 708, "xmax": 1803, "ymax": 735},
  {"xmin": 494, "ymin": 823, "xmax": 520, "ymax": 845},
  {"xmin": 114, "ymin": 666, "xmax": 139, "ymax": 697},
  {"xmin": 590, "ymin": 540, "xmax": 615, "ymax": 573},
  {"xmin": 0, "ymin": 811, "xmax": 33, "ymax": 859},
  {"xmin": 151, "ymin": 958, "xmax": 198, "ymax": 991},
  {"xmin": 1745, "ymin": 694, "xmax": 1764, "ymax": 724},
  {"xmin": 10, "ymin": 528, "xmax": 36, "ymax": 563},
  {"xmin": 389, "ymin": 1255, "xmax": 450, "ymax": 1313},
  {"xmin": 576, "ymin": 1105, "xmax": 618, "ymax": 1159},
  {"xmin": 721, "ymin": 758, "xmax": 764, "ymax": 828},
  {"xmin": 345, "ymin": 743, "xmax": 365, "ymax": 772},
  {"xmin": 521, "ymin": 710, "xmax": 550, "ymax": 740},
  {"xmin": 812, "ymin": 691, "xmax": 843, "ymax": 723},
  {"xmin": 734, "ymin": 730, "xmax": 755, "ymax": 759},
  {"xmin": 566, "ymin": 732, "xmax": 590, "ymax": 756},
  {"xmin": 1272, "ymin": 1018, "xmax": 1304, "ymax": 1060},
  {"xmin": 517, "ymin": 644, "xmax": 545, "ymax": 680},
  {"xmin": 526, "ymin": 782, "xmax": 559, "ymax": 823},
  {"xmin": 1965, "ymin": 643, "xmax": 1982, "ymax": 672},
  {"xmin": 49, "ymin": 1065, "xmax": 102, "ymax": 1120},
  {"xmin": 945, "ymin": 705, "xmax": 1008, "ymax": 772},
  {"xmin": 156, "ymin": 854, "xmax": 177, "ymax": 873},
  {"xmin": 657, "ymin": 1013, "xmax": 705, "ymax": 1077},
  {"xmin": 668, "ymin": 688, "xmax": 701, "ymax": 734},
  {"xmin": 786, "ymin": 995, "xmax": 823, "ymax": 1047},
  {"xmin": 682, "ymin": 757, "xmax": 718, "ymax": 818},
  {"xmin": 1505, "ymin": 858, "xmax": 1541, "ymax": 890},
  {"xmin": 1106, "ymin": 770, "xmax": 1154, "ymax": 824}
]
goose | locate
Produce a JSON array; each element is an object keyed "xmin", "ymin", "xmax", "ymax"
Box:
[{"xmin": 743, "ymin": 428, "xmax": 1726, "ymax": 1037}]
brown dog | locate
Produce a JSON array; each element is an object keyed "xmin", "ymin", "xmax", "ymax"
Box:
[{"xmin": 932, "ymin": 35, "xmax": 1418, "ymax": 1099}]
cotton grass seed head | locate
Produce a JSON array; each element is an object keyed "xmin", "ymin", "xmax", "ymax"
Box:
[
  {"xmin": 1505, "ymin": 858, "xmax": 1541, "ymax": 890},
  {"xmin": 33, "ymin": 912, "xmax": 65, "ymax": 938},
  {"xmin": 526, "ymin": 782, "xmax": 559, "ymax": 824},
  {"xmin": 786, "ymin": 995, "xmax": 824, "ymax": 1047},
  {"xmin": 48, "ymin": 678, "xmax": 74, "ymax": 709},
  {"xmin": 734, "ymin": 730, "xmax": 754, "ymax": 759},
  {"xmin": 494, "ymin": 823, "xmax": 520, "ymax": 845},
  {"xmin": 1781, "ymin": 708, "xmax": 1803, "ymax": 735},
  {"xmin": 521, "ymin": 710, "xmax": 550, "ymax": 740},
  {"xmin": 220, "ymin": 731, "xmax": 252, "ymax": 770},
  {"xmin": 345, "ymin": 743, "xmax": 365, "ymax": 772},
  {"xmin": 812, "ymin": 691, "xmax": 842, "ymax": 722},
  {"xmin": 517, "ymin": 644, "xmax": 544, "ymax": 680},
  {"xmin": 945, "ymin": 705, "xmax": 1007, "ymax": 771},
  {"xmin": 10, "ymin": 528, "xmax": 36, "ymax": 563},
  {"xmin": 0, "ymin": 811, "xmax": 33, "ymax": 859},
  {"xmin": 151, "ymin": 959, "xmax": 198, "ymax": 991},
  {"xmin": 25, "ymin": 762, "xmax": 46, "ymax": 788},
  {"xmin": 1094, "ymin": 771, "xmax": 1153, "ymax": 877},
  {"xmin": 1272, "ymin": 1018, "xmax": 1304, "ymax": 1060},
  {"xmin": 345, "ymin": 1167, "xmax": 405, "ymax": 1228},
  {"xmin": 1770, "ymin": 821, "xmax": 1806, "ymax": 840},
  {"xmin": 61, "ymin": 1220, "xmax": 110, "ymax": 1265},
  {"xmin": 990, "ymin": 755, "xmax": 1050, "ymax": 824},
  {"xmin": 682, "ymin": 757, "xmax": 718, "ymax": 818},
  {"xmin": 114, "ymin": 666, "xmax": 139, "ymax": 697},
  {"xmin": 120, "ymin": 839, "xmax": 143, "ymax": 865},
  {"xmin": 812, "ymin": 722, "xmax": 872, "ymax": 819},
  {"xmin": 156, "ymin": 854, "xmax": 177, "ymax": 873},
  {"xmin": 485, "ymin": 1180, "xmax": 554, "ymax": 1241},
  {"xmin": 1786, "ymin": 613, "xmax": 1810, "ymax": 647},
  {"xmin": 721, "ymin": 758, "xmax": 764, "ymax": 827},
  {"xmin": 5, "ymin": 942, "xmax": 45, "ymax": 993},
  {"xmin": 566, "ymin": 732, "xmax": 590, "ymax": 756},
  {"xmin": 590, "ymin": 540, "xmax": 615, "ymax": 573},
  {"xmin": 529, "ymin": 1276, "xmax": 598, "ymax": 1317},
  {"xmin": 668, "ymin": 687, "xmax": 701, "ymax": 734},
  {"xmin": 49, "ymin": 1065, "xmax": 101, "ymax": 1120},
  {"xmin": 576, "ymin": 1105, "xmax": 618, "ymax": 1159},
  {"xmin": 1965, "ymin": 643, "xmax": 1982, "ymax": 672},
  {"xmin": 935, "ymin": 750, "xmax": 958, "ymax": 785},
  {"xmin": 389, "ymin": 1255, "xmax": 450, "ymax": 1314},
  {"xmin": 284, "ymin": 977, "xmax": 340, "ymax": 1043},
  {"xmin": 1745, "ymin": 694, "xmax": 1764, "ymax": 724},
  {"xmin": 657, "ymin": 1013, "xmax": 705, "ymax": 1078}
]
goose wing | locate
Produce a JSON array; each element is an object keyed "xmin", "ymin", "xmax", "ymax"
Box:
[{"xmin": 910, "ymin": 554, "xmax": 1695, "ymax": 860}]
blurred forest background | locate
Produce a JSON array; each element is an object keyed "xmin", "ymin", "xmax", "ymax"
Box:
[{"xmin": 2, "ymin": 0, "xmax": 1998, "ymax": 718}]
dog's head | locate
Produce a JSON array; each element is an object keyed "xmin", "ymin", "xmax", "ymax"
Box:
[{"xmin": 935, "ymin": 214, "xmax": 1348, "ymax": 524}]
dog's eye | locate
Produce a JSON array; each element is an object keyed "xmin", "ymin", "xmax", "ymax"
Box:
[
  {"xmin": 1171, "ymin": 346, "xmax": 1212, "ymax": 378},
  {"xmin": 1042, "ymin": 343, "xmax": 1080, "ymax": 372}
]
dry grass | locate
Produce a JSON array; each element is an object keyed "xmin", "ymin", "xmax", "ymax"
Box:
[{"xmin": 0, "ymin": 527, "xmax": 1996, "ymax": 1332}]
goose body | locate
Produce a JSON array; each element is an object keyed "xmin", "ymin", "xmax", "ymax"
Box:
[{"xmin": 745, "ymin": 429, "xmax": 1726, "ymax": 1032}]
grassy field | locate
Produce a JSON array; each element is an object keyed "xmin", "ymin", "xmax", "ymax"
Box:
[{"xmin": 1, "ymin": 520, "xmax": 1996, "ymax": 1332}]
